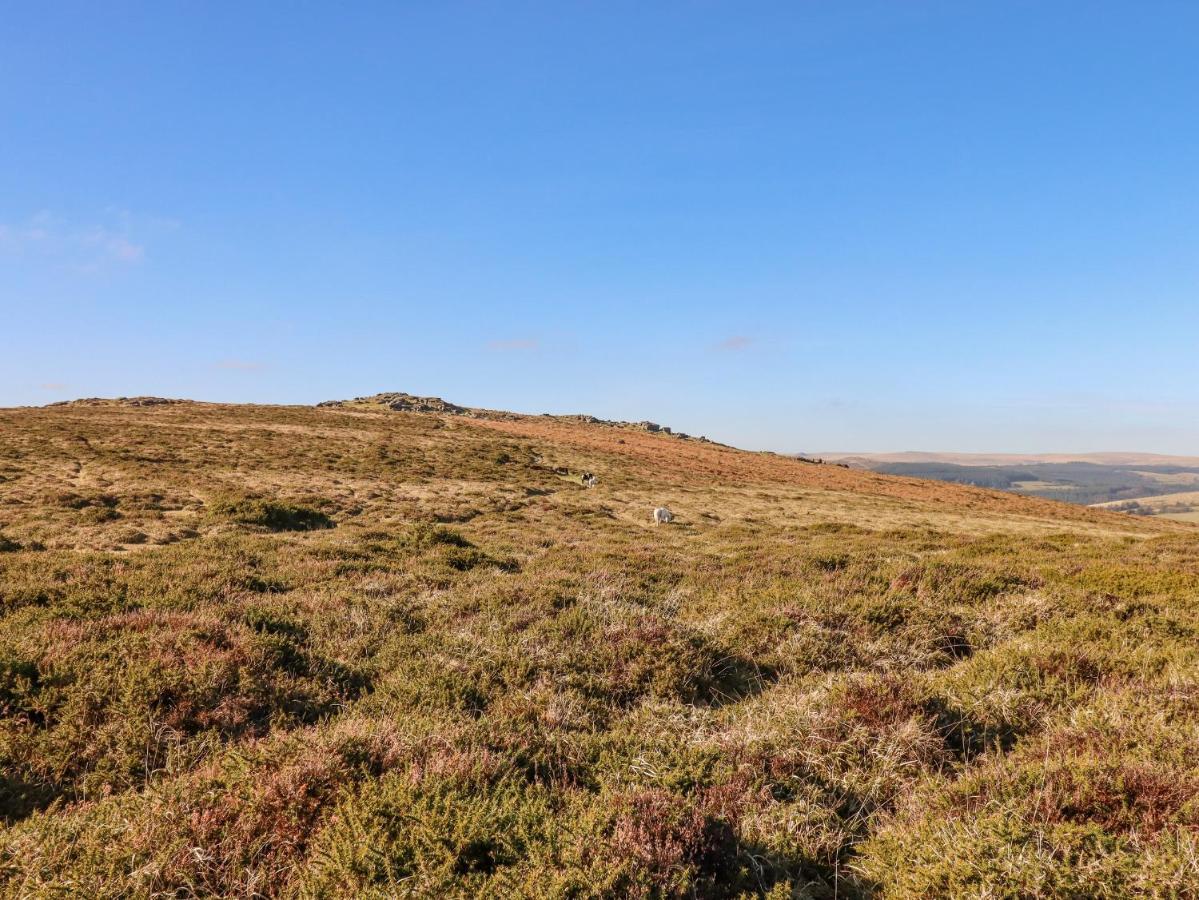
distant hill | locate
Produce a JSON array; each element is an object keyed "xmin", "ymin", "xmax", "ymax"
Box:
[
  {"xmin": 818, "ymin": 451, "xmax": 1199, "ymax": 508},
  {"xmin": 822, "ymin": 450, "xmax": 1199, "ymax": 467},
  {"xmin": 1093, "ymin": 489, "xmax": 1199, "ymax": 523}
]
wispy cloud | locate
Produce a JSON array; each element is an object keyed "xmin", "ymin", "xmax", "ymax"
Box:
[
  {"xmin": 0, "ymin": 209, "xmax": 170, "ymax": 270},
  {"xmin": 215, "ymin": 359, "xmax": 265, "ymax": 371},
  {"xmin": 0, "ymin": 211, "xmax": 53, "ymax": 250},
  {"xmin": 82, "ymin": 228, "xmax": 144, "ymax": 263},
  {"xmin": 486, "ymin": 338, "xmax": 540, "ymax": 351},
  {"xmin": 37, "ymin": 382, "xmax": 68, "ymax": 391},
  {"xmin": 712, "ymin": 335, "xmax": 753, "ymax": 352}
]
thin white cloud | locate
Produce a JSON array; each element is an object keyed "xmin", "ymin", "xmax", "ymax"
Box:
[
  {"xmin": 0, "ymin": 210, "xmax": 167, "ymax": 269},
  {"xmin": 215, "ymin": 359, "xmax": 265, "ymax": 371},
  {"xmin": 0, "ymin": 212, "xmax": 52, "ymax": 250},
  {"xmin": 37, "ymin": 382, "xmax": 68, "ymax": 391},
  {"xmin": 82, "ymin": 228, "xmax": 145, "ymax": 263}
]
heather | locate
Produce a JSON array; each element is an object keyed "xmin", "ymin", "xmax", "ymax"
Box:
[{"xmin": 0, "ymin": 402, "xmax": 1196, "ymax": 897}]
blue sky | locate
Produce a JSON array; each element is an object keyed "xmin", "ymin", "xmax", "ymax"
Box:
[{"xmin": 3, "ymin": 2, "xmax": 1197, "ymax": 452}]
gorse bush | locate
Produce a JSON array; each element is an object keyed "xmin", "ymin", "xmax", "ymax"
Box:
[{"xmin": 206, "ymin": 494, "xmax": 335, "ymax": 531}]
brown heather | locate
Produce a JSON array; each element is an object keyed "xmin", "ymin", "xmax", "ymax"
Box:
[{"xmin": 0, "ymin": 400, "xmax": 1197, "ymax": 897}]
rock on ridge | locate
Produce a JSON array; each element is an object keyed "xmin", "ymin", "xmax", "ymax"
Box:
[
  {"xmin": 317, "ymin": 392, "xmax": 469, "ymax": 415},
  {"xmin": 46, "ymin": 397, "xmax": 190, "ymax": 408},
  {"xmin": 318, "ymin": 391, "xmax": 715, "ymax": 443}
]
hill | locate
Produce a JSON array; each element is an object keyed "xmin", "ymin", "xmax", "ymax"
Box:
[
  {"xmin": 1094, "ymin": 490, "xmax": 1199, "ymax": 524},
  {"xmin": 822, "ymin": 450, "xmax": 1199, "ymax": 467},
  {"xmin": 1, "ymin": 398, "xmax": 1197, "ymax": 897},
  {"xmin": 822, "ymin": 453, "xmax": 1199, "ymax": 509}
]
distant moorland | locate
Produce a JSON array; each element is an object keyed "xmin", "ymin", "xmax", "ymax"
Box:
[
  {"xmin": 1, "ymin": 397, "xmax": 1197, "ymax": 897},
  {"xmin": 824, "ymin": 452, "xmax": 1199, "ymax": 520}
]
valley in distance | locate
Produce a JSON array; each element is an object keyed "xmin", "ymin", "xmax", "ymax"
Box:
[
  {"xmin": 821, "ymin": 450, "xmax": 1199, "ymax": 523},
  {"xmin": 1, "ymin": 392, "xmax": 1197, "ymax": 897}
]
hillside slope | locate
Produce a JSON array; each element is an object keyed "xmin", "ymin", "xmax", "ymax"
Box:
[{"xmin": 1, "ymin": 400, "xmax": 1197, "ymax": 897}]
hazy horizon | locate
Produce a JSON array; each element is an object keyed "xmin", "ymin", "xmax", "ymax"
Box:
[{"xmin": 4, "ymin": 3, "xmax": 1198, "ymax": 454}]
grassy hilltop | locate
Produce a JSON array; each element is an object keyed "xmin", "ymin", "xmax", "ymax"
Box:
[{"xmin": 1, "ymin": 398, "xmax": 1198, "ymax": 898}]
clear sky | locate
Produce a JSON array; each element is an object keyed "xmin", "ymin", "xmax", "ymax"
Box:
[{"xmin": 3, "ymin": 2, "xmax": 1197, "ymax": 452}]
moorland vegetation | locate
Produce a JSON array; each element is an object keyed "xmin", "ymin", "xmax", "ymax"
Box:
[{"xmin": 1, "ymin": 398, "xmax": 1197, "ymax": 897}]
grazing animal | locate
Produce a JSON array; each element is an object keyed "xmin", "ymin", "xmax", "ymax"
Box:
[
  {"xmin": 653, "ymin": 507, "xmax": 674, "ymax": 525},
  {"xmin": 581, "ymin": 472, "xmax": 598, "ymax": 487}
]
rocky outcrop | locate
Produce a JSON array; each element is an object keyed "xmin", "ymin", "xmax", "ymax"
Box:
[
  {"xmin": 47, "ymin": 397, "xmax": 189, "ymax": 408},
  {"xmin": 317, "ymin": 392, "xmax": 469, "ymax": 415},
  {"xmin": 318, "ymin": 392, "xmax": 716, "ymax": 443}
]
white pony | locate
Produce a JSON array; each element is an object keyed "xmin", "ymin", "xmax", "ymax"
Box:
[{"xmin": 652, "ymin": 507, "xmax": 674, "ymax": 526}]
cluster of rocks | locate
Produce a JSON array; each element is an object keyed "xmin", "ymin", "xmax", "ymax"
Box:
[
  {"xmin": 317, "ymin": 392, "xmax": 470, "ymax": 415},
  {"xmin": 790, "ymin": 454, "xmax": 849, "ymax": 468},
  {"xmin": 536, "ymin": 413, "xmax": 708, "ymax": 442},
  {"xmin": 318, "ymin": 391, "xmax": 714, "ymax": 443},
  {"xmin": 47, "ymin": 397, "xmax": 187, "ymax": 408},
  {"xmin": 632, "ymin": 421, "xmax": 711, "ymax": 442},
  {"xmin": 621, "ymin": 420, "xmax": 711, "ymax": 443}
]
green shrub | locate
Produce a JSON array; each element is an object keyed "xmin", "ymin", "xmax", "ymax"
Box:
[
  {"xmin": 299, "ymin": 773, "xmax": 555, "ymax": 896},
  {"xmin": 206, "ymin": 495, "xmax": 334, "ymax": 531}
]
